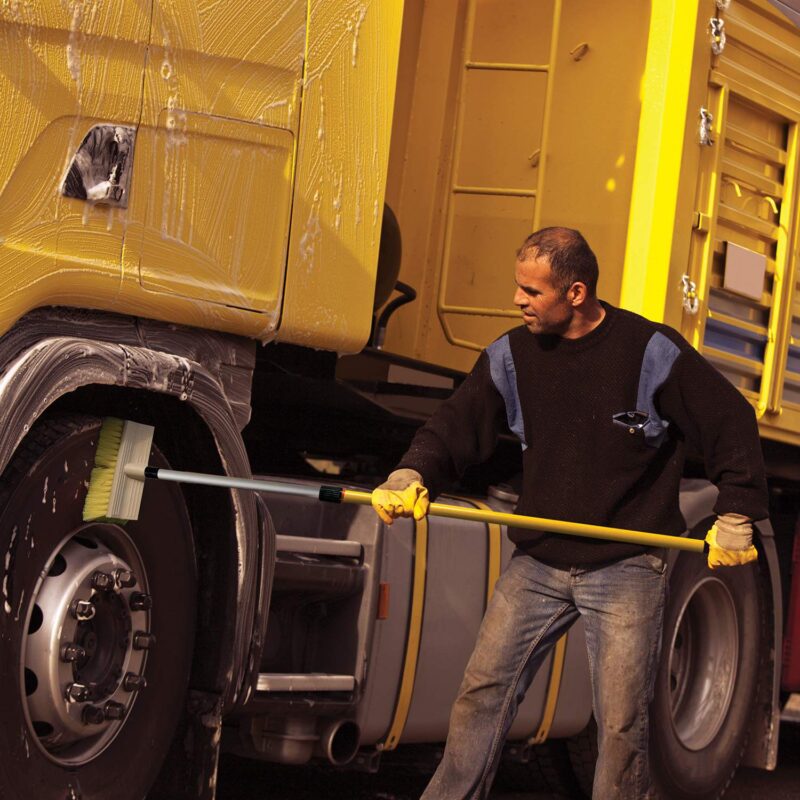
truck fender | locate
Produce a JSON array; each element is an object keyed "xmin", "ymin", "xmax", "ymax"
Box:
[{"xmin": 0, "ymin": 334, "xmax": 265, "ymax": 711}]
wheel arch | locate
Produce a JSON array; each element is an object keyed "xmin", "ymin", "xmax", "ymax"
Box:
[
  {"xmin": 678, "ymin": 478, "xmax": 782, "ymax": 771},
  {"xmin": 0, "ymin": 316, "xmax": 269, "ymax": 716}
]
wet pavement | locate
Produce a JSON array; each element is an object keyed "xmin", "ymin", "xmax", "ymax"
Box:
[{"xmin": 216, "ymin": 723, "xmax": 800, "ymax": 799}]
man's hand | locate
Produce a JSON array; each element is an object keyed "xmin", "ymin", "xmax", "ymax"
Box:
[
  {"xmin": 705, "ymin": 513, "xmax": 757, "ymax": 569},
  {"xmin": 372, "ymin": 469, "xmax": 429, "ymax": 525}
]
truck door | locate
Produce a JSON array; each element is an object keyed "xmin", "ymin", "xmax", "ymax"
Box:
[
  {"xmin": 0, "ymin": 5, "xmax": 150, "ymax": 286},
  {"xmin": 124, "ymin": 0, "xmax": 306, "ymax": 316}
]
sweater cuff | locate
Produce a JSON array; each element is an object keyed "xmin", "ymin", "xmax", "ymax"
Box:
[
  {"xmin": 395, "ymin": 460, "xmax": 442, "ymax": 501},
  {"xmin": 713, "ymin": 489, "xmax": 768, "ymax": 522}
]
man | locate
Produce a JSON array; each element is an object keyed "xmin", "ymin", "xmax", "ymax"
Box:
[{"xmin": 371, "ymin": 227, "xmax": 768, "ymax": 799}]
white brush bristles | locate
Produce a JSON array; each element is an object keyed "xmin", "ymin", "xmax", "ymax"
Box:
[
  {"xmin": 107, "ymin": 420, "xmax": 154, "ymax": 520},
  {"xmin": 83, "ymin": 418, "xmax": 154, "ymax": 521}
]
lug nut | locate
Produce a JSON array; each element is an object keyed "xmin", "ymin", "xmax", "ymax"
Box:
[
  {"xmin": 61, "ymin": 642, "xmax": 87, "ymax": 663},
  {"xmin": 65, "ymin": 682, "xmax": 90, "ymax": 703},
  {"xmin": 132, "ymin": 631, "xmax": 156, "ymax": 651},
  {"xmin": 82, "ymin": 705, "xmax": 105, "ymax": 725},
  {"xmin": 129, "ymin": 592, "xmax": 152, "ymax": 611},
  {"xmin": 70, "ymin": 599, "xmax": 96, "ymax": 621},
  {"xmin": 123, "ymin": 672, "xmax": 147, "ymax": 692},
  {"xmin": 104, "ymin": 701, "xmax": 126, "ymax": 721},
  {"xmin": 91, "ymin": 571, "xmax": 115, "ymax": 591},
  {"xmin": 113, "ymin": 568, "xmax": 136, "ymax": 589}
]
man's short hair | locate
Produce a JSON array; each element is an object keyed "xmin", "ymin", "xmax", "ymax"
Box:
[{"xmin": 516, "ymin": 227, "xmax": 599, "ymax": 296}]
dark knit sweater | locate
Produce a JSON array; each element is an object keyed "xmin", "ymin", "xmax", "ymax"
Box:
[{"xmin": 397, "ymin": 302, "xmax": 769, "ymax": 567}]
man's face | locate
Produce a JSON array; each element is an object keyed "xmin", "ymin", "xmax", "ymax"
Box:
[{"xmin": 513, "ymin": 255, "xmax": 573, "ymax": 335}]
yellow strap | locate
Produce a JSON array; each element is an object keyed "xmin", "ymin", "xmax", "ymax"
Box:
[
  {"xmin": 481, "ymin": 507, "xmax": 502, "ymax": 607},
  {"xmin": 528, "ymin": 633, "xmax": 568, "ymax": 744},
  {"xmin": 379, "ymin": 515, "xmax": 429, "ymax": 751}
]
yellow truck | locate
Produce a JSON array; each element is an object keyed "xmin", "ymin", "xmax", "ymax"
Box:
[{"xmin": 1, "ymin": 1, "xmax": 799, "ymax": 798}]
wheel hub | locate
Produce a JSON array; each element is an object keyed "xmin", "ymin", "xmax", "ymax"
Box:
[
  {"xmin": 22, "ymin": 524, "xmax": 153, "ymax": 765},
  {"xmin": 667, "ymin": 576, "xmax": 739, "ymax": 751},
  {"xmin": 72, "ymin": 589, "xmax": 130, "ymax": 699}
]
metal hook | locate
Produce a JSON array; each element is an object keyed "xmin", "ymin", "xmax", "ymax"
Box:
[
  {"xmin": 680, "ymin": 275, "xmax": 699, "ymax": 315},
  {"xmin": 699, "ymin": 108, "xmax": 714, "ymax": 146},
  {"xmin": 709, "ymin": 17, "xmax": 726, "ymax": 55}
]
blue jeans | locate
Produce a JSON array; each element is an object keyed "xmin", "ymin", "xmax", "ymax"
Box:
[{"xmin": 421, "ymin": 550, "xmax": 667, "ymax": 800}]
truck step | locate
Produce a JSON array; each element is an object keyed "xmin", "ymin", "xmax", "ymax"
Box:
[
  {"xmin": 256, "ymin": 673, "xmax": 356, "ymax": 692},
  {"xmin": 273, "ymin": 550, "xmax": 364, "ymax": 598},
  {"xmin": 275, "ymin": 534, "xmax": 362, "ymax": 559}
]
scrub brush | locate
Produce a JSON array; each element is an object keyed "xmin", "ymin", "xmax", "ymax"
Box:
[{"xmin": 82, "ymin": 417, "xmax": 707, "ymax": 555}]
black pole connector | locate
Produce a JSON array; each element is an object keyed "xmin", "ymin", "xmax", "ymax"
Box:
[{"xmin": 319, "ymin": 486, "xmax": 344, "ymax": 503}]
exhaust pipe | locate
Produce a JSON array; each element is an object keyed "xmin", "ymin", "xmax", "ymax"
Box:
[{"xmin": 316, "ymin": 719, "xmax": 361, "ymax": 766}]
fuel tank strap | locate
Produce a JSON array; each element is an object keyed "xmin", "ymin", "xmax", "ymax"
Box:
[
  {"xmin": 377, "ymin": 516, "xmax": 429, "ymax": 752},
  {"xmin": 528, "ymin": 633, "xmax": 568, "ymax": 745}
]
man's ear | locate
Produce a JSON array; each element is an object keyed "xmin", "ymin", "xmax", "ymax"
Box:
[{"xmin": 567, "ymin": 281, "xmax": 589, "ymax": 307}]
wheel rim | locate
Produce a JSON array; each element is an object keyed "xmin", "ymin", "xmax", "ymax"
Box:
[
  {"xmin": 667, "ymin": 576, "xmax": 738, "ymax": 751},
  {"xmin": 21, "ymin": 523, "xmax": 153, "ymax": 765}
]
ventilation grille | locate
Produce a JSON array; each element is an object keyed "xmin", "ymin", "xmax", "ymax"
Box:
[{"xmin": 701, "ymin": 93, "xmax": 789, "ymax": 400}]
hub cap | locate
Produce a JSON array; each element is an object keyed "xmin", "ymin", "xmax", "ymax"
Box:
[
  {"xmin": 667, "ymin": 576, "xmax": 738, "ymax": 751},
  {"xmin": 21, "ymin": 524, "xmax": 152, "ymax": 765}
]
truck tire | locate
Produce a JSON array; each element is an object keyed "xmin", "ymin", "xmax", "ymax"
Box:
[
  {"xmin": 0, "ymin": 414, "xmax": 197, "ymax": 800},
  {"xmin": 565, "ymin": 540, "xmax": 763, "ymax": 800},
  {"xmin": 650, "ymin": 535, "xmax": 762, "ymax": 799}
]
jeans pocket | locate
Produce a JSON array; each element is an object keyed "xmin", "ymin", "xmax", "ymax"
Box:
[{"xmin": 643, "ymin": 549, "xmax": 667, "ymax": 574}]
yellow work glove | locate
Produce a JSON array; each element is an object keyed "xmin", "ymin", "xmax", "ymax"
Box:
[
  {"xmin": 371, "ymin": 468, "xmax": 430, "ymax": 525},
  {"xmin": 705, "ymin": 512, "xmax": 757, "ymax": 569}
]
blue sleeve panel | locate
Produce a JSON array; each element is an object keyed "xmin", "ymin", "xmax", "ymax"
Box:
[
  {"xmin": 486, "ymin": 335, "xmax": 527, "ymax": 450},
  {"xmin": 637, "ymin": 332, "xmax": 681, "ymax": 447}
]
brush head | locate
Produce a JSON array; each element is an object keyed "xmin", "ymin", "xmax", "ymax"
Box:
[{"xmin": 83, "ymin": 418, "xmax": 154, "ymax": 521}]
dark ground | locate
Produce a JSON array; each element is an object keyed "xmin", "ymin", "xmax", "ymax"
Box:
[{"xmin": 216, "ymin": 723, "xmax": 800, "ymax": 799}]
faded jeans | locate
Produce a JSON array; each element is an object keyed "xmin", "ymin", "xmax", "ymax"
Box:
[{"xmin": 421, "ymin": 549, "xmax": 667, "ymax": 800}]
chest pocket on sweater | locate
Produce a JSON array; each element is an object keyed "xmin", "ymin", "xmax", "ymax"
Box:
[
  {"xmin": 617, "ymin": 332, "xmax": 681, "ymax": 448},
  {"xmin": 613, "ymin": 410, "xmax": 650, "ymax": 432},
  {"xmin": 611, "ymin": 410, "xmax": 650, "ymax": 451}
]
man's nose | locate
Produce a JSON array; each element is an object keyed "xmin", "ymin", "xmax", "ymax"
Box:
[{"xmin": 513, "ymin": 287, "xmax": 527, "ymax": 306}]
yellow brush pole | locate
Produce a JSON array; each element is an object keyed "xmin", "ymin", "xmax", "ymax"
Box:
[
  {"xmin": 85, "ymin": 415, "xmax": 703, "ymax": 555},
  {"xmin": 341, "ymin": 489, "xmax": 705, "ymax": 554}
]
